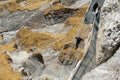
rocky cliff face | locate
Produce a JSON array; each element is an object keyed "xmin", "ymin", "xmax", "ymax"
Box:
[
  {"xmin": 96, "ymin": 0, "xmax": 120, "ymax": 65},
  {"xmin": 82, "ymin": 0, "xmax": 120, "ymax": 79},
  {"xmin": 82, "ymin": 48, "xmax": 120, "ymax": 80},
  {"xmin": 0, "ymin": 0, "xmax": 90, "ymax": 80},
  {"xmin": 2, "ymin": 0, "xmax": 120, "ymax": 80}
]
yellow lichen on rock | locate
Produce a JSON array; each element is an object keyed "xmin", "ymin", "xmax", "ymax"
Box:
[
  {"xmin": 43, "ymin": 3, "xmax": 79, "ymax": 15},
  {"xmin": 0, "ymin": 35, "xmax": 3, "ymax": 41},
  {"xmin": 0, "ymin": 53, "xmax": 22, "ymax": 80},
  {"xmin": 7, "ymin": 1, "xmax": 23, "ymax": 11},
  {"xmin": 53, "ymin": 24, "xmax": 78, "ymax": 50},
  {"xmin": 0, "ymin": 0, "xmax": 49, "ymax": 12},
  {"xmin": 24, "ymin": 0, "xmax": 49, "ymax": 11},
  {"xmin": 16, "ymin": 27, "xmax": 65, "ymax": 49},
  {"xmin": 59, "ymin": 48, "xmax": 84, "ymax": 64},
  {"xmin": 53, "ymin": 5, "xmax": 89, "ymax": 50},
  {"xmin": 44, "ymin": 4, "xmax": 65, "ymax": 15},
  {"xmin": 0, "ymin": 43, "xmax": 16, "ymax": 51}
]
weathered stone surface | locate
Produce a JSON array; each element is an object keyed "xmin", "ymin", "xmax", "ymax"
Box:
[
  {"xmin": 1, "ymin": 30, "xmax": 17, "ymax": 43},
  {"xmin": 0, "ymin": 0, "xmax": 90, "ymax": 80},
  {"xmin": 44, "ymin": 8, "xmax": 78, "ymax": 25},
  {"xmin": 96, "ymin": 0, "xmax": 120, "ymax": 65},
  {"xmin": 0, "ymin": 10, "xmax": 45, "ymax": 33},
  {"xmin": 22, "ymin": 54, "xmax": 44, "ymax": 77},
  {"xmin": 0, "ymin": 52, "xmax": 22, "ymax": 80},
  {"xmin": 82, "ymin": 48, "xmax": 120, "ymax": 80}
]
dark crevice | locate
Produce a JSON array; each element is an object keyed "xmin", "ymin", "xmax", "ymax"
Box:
[
  {"xmin": 43, "ymin": 8, "xmax": 78, "ymax": 25},
  {"xmin": 112, "ymin": 42, "xmax": 120, "ymax": 53},
  {"xmin": 99, "ymin": 42, "xmax": 120, "ymax": 65}
]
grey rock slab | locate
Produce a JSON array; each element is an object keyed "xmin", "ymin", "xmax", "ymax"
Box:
[
  {"xmin": 6, "ymin": 50, "xmax": 30, "ymax": 71},
  {"xmin": 1, "ymin": 30, "xmax": 18, "ymax": 43},
  {"xmin": 0, "ymin": 3, "xmax": 50, "ymax": 33},
  {"xmin": 96, "ymin": 0, "xmax": 120, "ymax": 65},
  {"xmin": 82, "ymin": 48, "xmax": 120, "ymax": 80}
]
